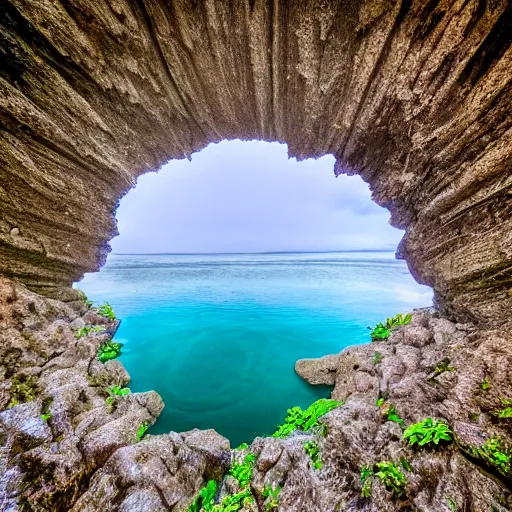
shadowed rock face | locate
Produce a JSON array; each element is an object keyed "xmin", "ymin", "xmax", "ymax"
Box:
[{"xmin": 0, "ymin": 0, "xmax": 511, "ymax": 323}]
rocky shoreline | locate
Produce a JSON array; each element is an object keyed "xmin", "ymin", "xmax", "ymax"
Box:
[{"xmin": 2, "ymin": 275, "xmax": 512, "ymax": 510}]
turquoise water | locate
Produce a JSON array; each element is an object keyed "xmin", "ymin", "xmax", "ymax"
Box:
[{"xmin": 78, "ymin": 252, "xmax": 432, "ymax": 446}]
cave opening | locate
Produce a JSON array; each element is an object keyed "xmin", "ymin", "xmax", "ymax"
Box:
[{"xmin": 76, "ymin": 140, "xmax": 432, "ymax": 445}]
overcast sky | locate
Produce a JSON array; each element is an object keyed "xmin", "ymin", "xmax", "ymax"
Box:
[{"xmin": 111, "ymin": 140, "xmax": 402, "ymax": 254}]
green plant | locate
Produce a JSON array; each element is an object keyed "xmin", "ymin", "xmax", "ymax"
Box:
[
  {"xmin": 262, "ymin": 484, "xmax": 280, "ymax": 511},
  {"xmin": 74, "ymin": 325, "xmax": 105, "ymax": 340},
  {"xmin": 360, "ymin": 465, "xmax": 373, "ymax": 497},
  {"xmin": 105, "ymin": 385, "xmax": 131, "ymax": 411},
  {"xmin": 96, "ymin": 302, "xmax": 116, "ymax": 321},
  {"xmin": 427, "ymin": 358, "xmax": 455, "ymax": 383},
  {"xmin": 187, "ymin": 450, "xmax": 257, "ymax": 511},
  {"xmin": 375, "ymin": 461, "xmax": 407, "ymax": 496},
  {"xmin": 446, "ymin": 497, "xmax": 457, "ymax": 512},
  {"xmin": 376, "ymin": 397, "xmax": 385, "ymax": 407},
  {"xmin": 368, "ymin": 313, "xmax": 412, "ymax": 341},
  {"xmin": 372, "ymin": 351, "xmax": 383, "ymax": 364},
  {"xmin": 480, "ymin": 377, "xmax": 492, "ymax": 391},
  {"xmin": 468, "ymin": 437, "xmax": 511, "ymax": 477},
  {"xmin": 403, "ymin": 418, "xmax": 452, "ymax": 447},
  {"xmin": 187, "ymin": 479, "xmax": 218, "ymax": 512},
  {"xmin": 303, "ymin": 440, "xmax": 322, "ymax": 469},
  {"xmin": 493, "ymin": 398, "xmax": 512, "ymax": 418},
  {"xmin": 108, "ymin": 385, "xmax": 131, "ymax": 397},
  {"xmin": 136, "ymin": 420, "xmax": 150, "ymax": 442},
  {"xmin": 40, "ymin": 396, "xmax": 53, "ymax": 422},
  {"xmin": 97, "ymin": 340, "xmax": 123, "ymax": 363},
  {"xmin": 369, "ymin": 322, "xmax": 390, "ymax": 341},
  {"xmin": 386, "ymin": 404, "xmax": 404, "ymax": 427},
  {"xmin": 272, "ymin": 398, "xmax": 342, "ymax": 438},
  {"xmin": 8, "ymin": 374, "xmax": 38, "ymax": 408}
]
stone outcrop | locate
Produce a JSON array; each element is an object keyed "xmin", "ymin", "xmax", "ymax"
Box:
[
  {"xmin": 1, "ymin": 0, "xmax": 511, "ymax": 323},
  {"xmin": 1, "ymin": 1, "xmax": 512, "ymax": 510}
]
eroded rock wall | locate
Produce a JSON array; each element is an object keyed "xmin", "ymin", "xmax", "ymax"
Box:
[{"xmin": 1, "ymin": 0, "xmax": 511, "ymax": 322}]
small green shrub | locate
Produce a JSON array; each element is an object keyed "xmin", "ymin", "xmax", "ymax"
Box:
[
  {"xmin": 369, "ymin": 313, "xmax": 412, "ymax": 341},
  {"xmin": 468, "ymin": 437, "xmax": 511, "ymax": 477},
  {"xmin": 187, "ymin": 479, "xmax": 217, "ymax": 512},
  {"xmin": 360, "ymin": 465, "xmax": 373, "ymax": 497},
  {"xmin": 97, "ymin": 340, "xmax": 123, "ymax": 363},
  {"xmin": 480, "ymin": 377, "xmax": 492, "ymax": 391},
  {"xmin": 105, "ymin": 385, "xmax": 130, "ymax": 412},
  {"xmin": 375, "ymin": 461, "xmax": 407, "ymax": 496},
  {"xmin": 403, "ymin": 418, "xmax": 452, "ymax": 447},
  {"xmin": 372, "ymin": 352, "xmax": 383, "ymax": 364},
  {"xmin": 96, "ymin": 302, "xmax": 116, "ymax": 321},
  {"xmin": 427, "ymin": 358, "xmax": 455, "ymax": 383},
  {"xmin": 272, "ymin": 398, "xmax": 342, "ymax": 438},
  {"xmin": 8, "ymin": 374, "xmax": 38, "ymax": 408},
  {"xmin": 376, "ymin": 397, "xmax": 385, "ymax": 407},
  {"xmin": 40, "ymin": 396, "xmax": 53, "ymax": 422},
  {"xmin": 74, "ymin": 325, "xmax": 105, "ymax": 340},
  {"xmin": 386, "ymin": 404, "xmax": 404, "ymax": 427},
  {"xmin": 108, "ymin": 385, "xmax": 131, "ymax": 397},
  {"xmin": 262, "ymin": 484, "xmax": 280, "ymax": 511},
  {"xmin": 493, "ymin": 398, "xmax": 512, "ymax": 418},
  {"xmin": 303, "ymin": 440, "xmax": 322, "ymax": 469},
  {"xmin": 187, "ymin": 450, "xmax": 257, "ymax": 511},
  {"xmin": 136, "ymin": 420, "xmax": 150, "ymax": 442}
]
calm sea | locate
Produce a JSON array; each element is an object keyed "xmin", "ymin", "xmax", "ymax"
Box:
[{"xmin": 77, "ymin": 252, "xmax": 432, "ymax": 446}]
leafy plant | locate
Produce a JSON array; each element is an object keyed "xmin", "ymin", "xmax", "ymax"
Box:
[
  {"xmin": 136, "ymin": 420, "xmax": 150, "ymax": 442},
  {"xmin": 403, "ymin": 418, "xmax": 452, "ymax": 447},
  {"xmin": 376, "ymin": 397, "xmax": 385, "ymax": 407},
  {"xmin": 493, "ymin": 398, "xmax": 512, "ymax": 418},
  {"xmin": 375, "ymin": 461, "xmax": 407, "ymax": 496},
  {"xmin": 386, "ymin": 403, "xmax": 404, "ymax": 427},
  {"xmin": 187, "ymin": 450, "xmax": 258, "ymax": 511},
  {"xmin": 262, "ymin": 485, "xmax": 280, "ymax": 511},
  {"xmin": 96, "ymin": 302, "xmax": 116, "ymax": 321},
  {"xmin": 427, "ymin": 358, "xmax": 455, "ymax": 383},
  {"xmin": 303, "ymin": 440, "xmax": 322, "ymax": 469},
  {"xmin": 468, "ymin": 437, "xmax": 511, "ymax": 477},
  {"xmin": 360, "ymin": 465, "xmax": 373, "ymax": 497},
  {"xmin": 369, "ymin": 313, "xmax": 412, "ymax": 341},
  {"xmin": 372, "ymin": 351, "xmax": 383, "ymax": 364},
  {"xmin": 272, "ymin": 398, "xmax": 342, "ymax": 438},
  {"xmin": 480, "ymin": 377, "xmax": 492, "ymax": 391},
  {"xmin": 97, "ymin": 340, "xmax": 123, "ymax": 363},
  {"xmin": 187, "ymin": 480, "xmax": 218, "ymax": 512},
  {"xmin": 8, "ymin": 374, "xmax": 38, "ymax": 408},
  {"xmin": 369, "ymin": 322, "xmax": 390, "ymax": 341},
  {"xmin": 74, "ymin": 325, "xmax": 105, "ymax": 340},
  {"xmin": 105, "ymin": 385, "xmax": 131, "ymax": 411},
  {"xmin": 108, "ymin": 385, "xmax": 131, "ymax": 397},
  {"xmin": 40, "ymin": 396, "xmax": 53, "ymax": 422}
]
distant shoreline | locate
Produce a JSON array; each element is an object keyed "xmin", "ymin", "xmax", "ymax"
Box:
[{"xmin": 112, "ymin": 249, "xmax": 396, "ymax": 256}]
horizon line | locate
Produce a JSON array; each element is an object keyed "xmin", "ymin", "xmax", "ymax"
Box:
[{"xmin": 111, "ymin": 249, "xmax": 397, "ymax": 256}]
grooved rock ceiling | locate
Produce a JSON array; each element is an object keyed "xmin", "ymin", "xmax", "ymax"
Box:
[{"xmin": 0, "ymin": 0, "xmax": 511, "ymax": 323}]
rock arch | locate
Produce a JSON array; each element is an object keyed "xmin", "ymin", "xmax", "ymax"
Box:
[{"xmin": 1, "ymin": 0, "xmax": 511, "ymax": 326}]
